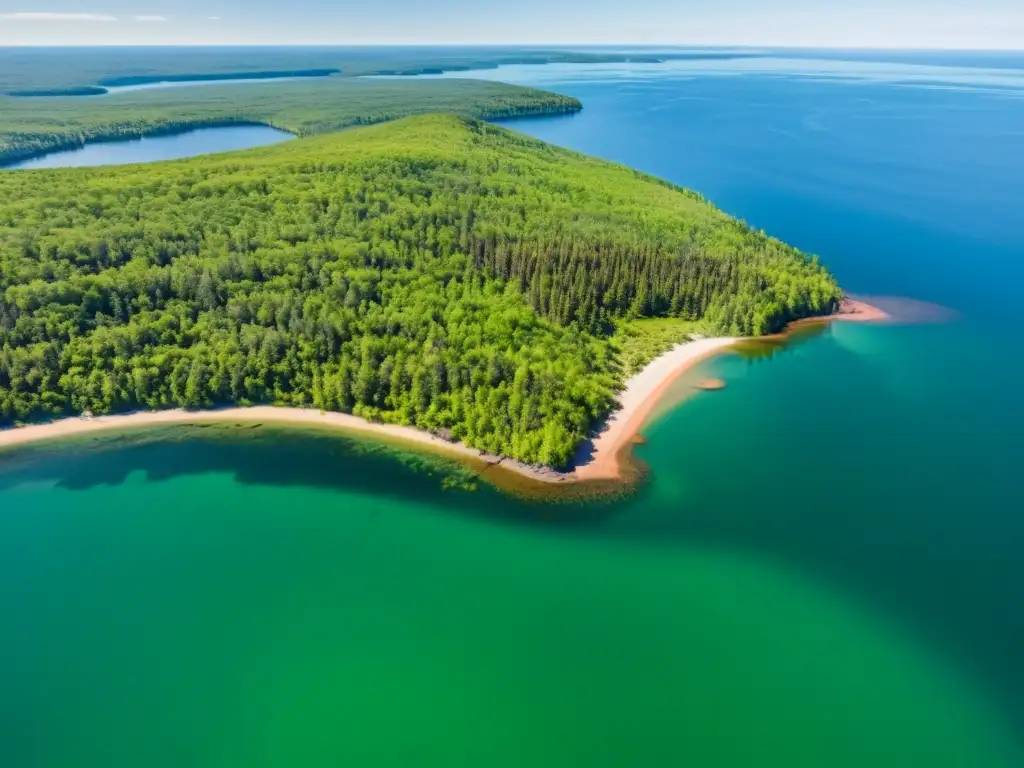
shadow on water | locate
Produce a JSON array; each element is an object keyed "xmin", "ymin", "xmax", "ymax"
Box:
[{"xmin": 0, "ymin": 423, "xmax": 617, "ymax": 530}]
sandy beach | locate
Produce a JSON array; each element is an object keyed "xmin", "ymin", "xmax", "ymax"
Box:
[
  {"xmin": 0, "ymin": 299, "xmax": 887, "ymax": 487},
  {"xmin": 571, "ymin": 337, "xmax": 739, "ymax": 481},
  {"xmin": 0, "ymin": 405, "xmax": 514, "ymax": 472},
  {"xmin": 0, "ymin": 337, "xmax": 740, "ymax": 486}
]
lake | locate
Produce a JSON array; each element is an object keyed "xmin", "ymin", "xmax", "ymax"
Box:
[
  {"xmin": 2, "ymin": 53, "xmax": 1023, "ymax": 766},
  {"xmin": 4, "ymin": 124, "xmax": 294, "ymax": 169},
  {"xmin": 101, "ymin": 75, "xmax": 329, "ymax": 95}
]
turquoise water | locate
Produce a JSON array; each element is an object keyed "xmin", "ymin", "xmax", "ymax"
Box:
[
  {"xmin": 2, "ymin": 53, "xmax": 1024, "ymax": 765},
  {"xmin": 4, "ymin": 125, "xmax": 294, "ymax": 169}
]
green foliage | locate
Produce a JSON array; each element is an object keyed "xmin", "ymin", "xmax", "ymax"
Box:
[
  {"xmin": 0, "ymin": 114, "xmax": 841, "ymax": 466},
  {"xmin": 615, "ymin": 318, "xmax": 708, "ymax": 376},
  {"xmin": 0, "ymin": 78, "xmax": 581, "ymax": 166}
]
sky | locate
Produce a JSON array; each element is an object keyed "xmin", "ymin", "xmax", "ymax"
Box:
[{"xmin": 0, "ymin": 0, "xmax": 1021, "ymax": 49}]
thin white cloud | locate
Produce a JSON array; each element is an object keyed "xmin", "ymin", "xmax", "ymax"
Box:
[
  {"xmin": 133, "ymin": 15, "xmax": 168, "ymax": 22},
  {"xmin": 208, "ymin": 16, "xmax": 222, "ymax": 21},
  {"xmin": 0, "ymin": 12, "xmax": 118, "ymax": 21}
]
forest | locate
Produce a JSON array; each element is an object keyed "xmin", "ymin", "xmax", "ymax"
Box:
[
  {"xmin": 0, "ymin": 79, "xmax": 581, "ymax": 166},
  {"xmin": 0, "ymin": 114, "xmax": 841, "ymax": 467}
]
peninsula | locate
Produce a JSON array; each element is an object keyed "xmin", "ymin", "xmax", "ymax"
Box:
[
  {"xmin": 0, "ymin": 113, "xmax": 843, "ymax": 472},
  {"xmin": 0, "ymin": 297, "xmax": 887, "ymax": 487}
]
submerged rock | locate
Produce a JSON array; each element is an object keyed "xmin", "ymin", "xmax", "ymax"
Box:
[{"xmin": 696, "ymin": 378, "xmax": 726, "ymax": 391}]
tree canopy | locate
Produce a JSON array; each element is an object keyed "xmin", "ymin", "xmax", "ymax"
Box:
[
  {"xmin": 0, "ymin": 78, "xmax": 581, "ymax": 166},
  {"xmin": 0, "ymin": 114, "xmax": 841, "ymax": 466}
]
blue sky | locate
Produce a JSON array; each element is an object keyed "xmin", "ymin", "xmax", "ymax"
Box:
[{"xmin": 0, "ymin": 1, "xmax": 1021, "ymax": 48}]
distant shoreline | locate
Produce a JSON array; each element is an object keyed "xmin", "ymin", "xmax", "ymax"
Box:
[
  {"xmin": 0, "ymin": 299, "xmax": 887, "ymax": 491},
  {"xmin": 6, "ymin": 71, "xmax": 342, "ymax": 99},
  {"xmin": 97, "ymin": 69, "xmax": 341, "ymax": 89}
]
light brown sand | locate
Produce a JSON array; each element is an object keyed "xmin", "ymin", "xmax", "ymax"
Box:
[
  {"xmin": 831, "ymin": 298, "xmax": 890, "ymax": 323},
  {"xmin": 571, "ymin": 337, "xmax": 739, "ymax": 480}
]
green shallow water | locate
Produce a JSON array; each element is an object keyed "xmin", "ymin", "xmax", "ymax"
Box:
[{"xmin": 0, "ymin": 374, "xmax": 1021, "ymax": 766}]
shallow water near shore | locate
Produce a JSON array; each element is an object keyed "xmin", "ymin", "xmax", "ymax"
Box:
[{"xmin": 3, "ymin": 52, "xmax": 1024, "ymax": 766}]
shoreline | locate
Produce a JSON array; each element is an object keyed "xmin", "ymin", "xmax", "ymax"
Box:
[
  {"xmin": 570, "ymin": 337, "xmax": 740, "ymax": 482},
  {"xmin": 0, "ymin": 337, "xmax": 740, "ymax": 488},
  {"xmin": 0, "ymin": 299, "xmax": 886, "ymax": 490}
]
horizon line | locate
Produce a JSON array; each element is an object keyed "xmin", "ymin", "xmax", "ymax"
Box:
[{"xmin": 0, "ymin": 43, "xmax": 1022, "ymax": 52}]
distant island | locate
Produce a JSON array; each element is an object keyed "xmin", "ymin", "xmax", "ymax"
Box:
[
  {"xmin": 0, "ymin": 78, "xmax": 582, "ymax": 167},
  {"xmin": 0, "ymin": 112, "xmax": 842, "ymax": 469}
]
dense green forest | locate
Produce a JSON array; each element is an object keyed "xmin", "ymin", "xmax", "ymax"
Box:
[
  {"xmin": 0, "ymin": 79, "xmax": 581, "ymax": 166},
  {"xmin": 0, "ymin": 114, "xmax": 841, "ymax": 466}
]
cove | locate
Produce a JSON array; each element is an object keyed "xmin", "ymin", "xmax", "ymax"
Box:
[{"xmin": 3, "ymin": 125, "xmax": 294, "ymax": 169}]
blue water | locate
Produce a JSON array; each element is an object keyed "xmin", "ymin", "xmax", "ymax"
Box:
[
  {"xmin": 435, "ymin": 56, "xmax": 1024, "ymax": 320},
  {"xmin": 5, "ymin": 125, "xmax": 294, "ymax": 170}
]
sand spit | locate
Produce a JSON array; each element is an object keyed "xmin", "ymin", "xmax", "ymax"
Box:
[{"xmin": 831, "ymin": 298, "xmax": 890, "ymax": 323}]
